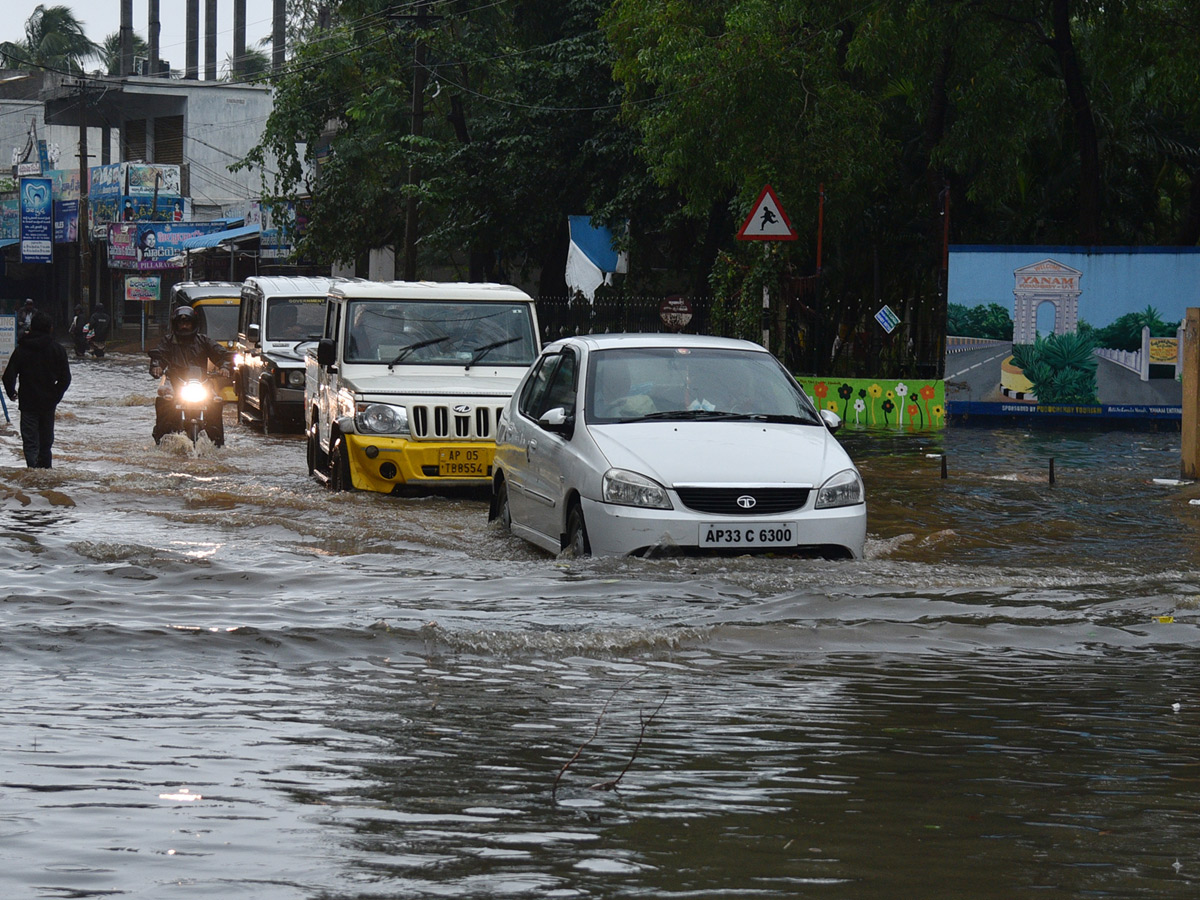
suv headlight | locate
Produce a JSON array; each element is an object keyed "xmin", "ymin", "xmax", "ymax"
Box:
[
  {"xmin": 286, "ymin": 370, "xmax": 305, "ymax": 387},
  {"xmin": 356, "ymin": 403, "xmax": 409, "ymax": 435},
  {"xmin": 602, "ymin": 468, "xmax": 672, "ymax": 509},
  {"xmin": 815, "ymin": 469, "xmax": 865, "ymax": 508}
]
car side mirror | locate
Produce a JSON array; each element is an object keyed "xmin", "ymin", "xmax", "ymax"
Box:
[
  {"xmin": 539, "ymin": 406, "xmax": 574, "ymax": 437},
  {"xmin": 317, "ymin": 338, "xmax": 336, "ymax": 368},
  {"xmin": 247, "ymin": 323, "xmax": 260, "ymax": 344},
  {"xmin": 819, "ymin": 409, "xmax": 842, "ymax": 433}
]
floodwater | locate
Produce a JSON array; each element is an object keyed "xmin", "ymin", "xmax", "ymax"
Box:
[{"xmin": 2, "ymin": 352, "xmax": 1200, "ymax": 899}]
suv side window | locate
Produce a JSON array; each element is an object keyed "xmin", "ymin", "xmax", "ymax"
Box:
[{"xmin": 325, "ymin": 301, "xmax": 340, "ymax": 340}]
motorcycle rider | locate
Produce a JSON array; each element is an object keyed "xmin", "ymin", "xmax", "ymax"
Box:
[{"xmin": 149, "ymin": 305, "xmax": 231, "ymax": 446}]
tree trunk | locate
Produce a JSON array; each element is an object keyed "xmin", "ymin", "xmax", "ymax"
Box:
[{"xmin": 1049, "ymin": 0, "xmax": 1103, "ymax": 245}]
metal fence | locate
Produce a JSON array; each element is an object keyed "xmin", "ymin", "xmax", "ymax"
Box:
[{"xmin": 535, "ymin": 294, "xmax": 714, "ymax": 342}]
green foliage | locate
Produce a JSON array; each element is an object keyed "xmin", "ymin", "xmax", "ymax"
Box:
[
  {"xmin": 0, "ymin": 4, "xmax": 97, "ymax": 72},
  {"xmin": 1010, "ymin": 331, "xmax": 1098, "ymax": 405},
  {"xmin": 1091, "ymin": 305, "xmax": 1178, "ymax": 351},
  {"xmin": 99, "ymin": 31, "xmax": 148, "ymax": 76},
  {"xmin": 947, "ymin": 302, "xmax": 1013, "ymax": 340}
]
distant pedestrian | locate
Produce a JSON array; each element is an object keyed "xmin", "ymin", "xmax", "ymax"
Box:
[
  {"xmin": 86, "ymin": 305, "xmax": 111, "ymax": 359},
  {"xmin": 3, "ymin": 311, "xmax": 71, "ymax": 468},
  {"xmin": 69, "ymin": 304, "xmax": 88, "ymax": 358},
  {"xmin": 16, "ymin": 299, "xmax": 34, "ymax": 337}
]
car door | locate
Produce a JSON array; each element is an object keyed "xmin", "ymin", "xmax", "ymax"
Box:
[
  {"xmin": 523, "ymin": 348, "xmax": 579, "ymax": 543},
  {"xmin": 504, "ymin": 352, "xmax": 558, "ymax": 530}
]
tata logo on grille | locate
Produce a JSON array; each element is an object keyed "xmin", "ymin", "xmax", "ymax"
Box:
[
  {"xmin": 736, "ymin": 495, "xmax": 757, "ymax": 509},
  {"xmin": 453, "ymin": 404, "xmax": 471, "ymax": 413}
]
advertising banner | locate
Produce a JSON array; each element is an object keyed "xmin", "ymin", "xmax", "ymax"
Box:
[
  {"xmin": 0, "ymin": 198, "xmax": 18, "ymax": 242},
  {"xmin": 52, "ymin": 170, "xmax": 81, "ymax": 244},
  {"xmin": 20, "ymin": 176, "xmax": 53, "ymax": 264},
  {"xmin": 107, "ymin": 221, "xmax": 226, "ymax": 270}
]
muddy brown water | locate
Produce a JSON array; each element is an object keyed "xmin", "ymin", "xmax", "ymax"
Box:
[{"xmin": 2, "ymin": 353, "xmax": 1199, "ymax": 899}]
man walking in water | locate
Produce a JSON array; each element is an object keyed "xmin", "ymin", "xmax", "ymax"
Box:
[{"xmin": 3, "ymin": 311, "xmax": 72, "ymax": 467}]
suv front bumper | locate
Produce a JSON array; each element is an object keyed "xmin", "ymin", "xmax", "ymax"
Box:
[{"xmin": 344, "ymin": 433, "xmax": 494, "ymax": 492}]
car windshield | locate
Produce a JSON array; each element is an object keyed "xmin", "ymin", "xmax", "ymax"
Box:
[
  {"xmin": 344, "ymin": 300, "xmax": 538, "ymax": 366},
  {"xmin": 585, "ymin": 346, "xmax": 822, "ymax": 425},
  {"xmin": 267, "ymin": 297, "xmax": 325, "ymax": 341},
  {"xmin": 194, "ymin": 303, "xmax": 238, "ymax": 343}
]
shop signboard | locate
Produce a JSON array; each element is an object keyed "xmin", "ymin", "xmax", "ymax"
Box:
[{"xmin": 20, "ymin": 176, "xmax": 53, "ymax": 264}]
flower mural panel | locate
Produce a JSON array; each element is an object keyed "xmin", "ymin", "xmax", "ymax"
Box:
[{"xmin": 796, "ymin": 377, "xmax": 946, "ymax": 431}]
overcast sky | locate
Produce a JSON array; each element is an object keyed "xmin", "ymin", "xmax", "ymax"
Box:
[{"xmin": 3, "ymin": 1, "xmax": 279, "ymax": 74}]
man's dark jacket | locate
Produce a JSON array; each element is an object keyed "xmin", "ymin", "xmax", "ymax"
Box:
[
  {"xmin": 150, "ymin": 333, "xmax": 230, "ymax": 381},
  {"xmin": 3, "ymin": 330, "xmax": 71, "ymax": 410}
]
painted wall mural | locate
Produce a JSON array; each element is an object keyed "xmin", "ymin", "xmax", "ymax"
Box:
[
  {"xmin": 796, "ymin": 377, "xmax": 946, "ymax": 431},
  {"xmin": 946, "ymin": 246, "xmax": 1200, "ymax": 423}
]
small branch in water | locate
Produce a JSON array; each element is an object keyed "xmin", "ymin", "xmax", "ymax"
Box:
[
  {"xmin": 589, "ymin": 690, "xmax": 669, "ymax": 792},
  {"xmin": 553, "ymin": 688, "xmax": 619, "ymax": 802}
]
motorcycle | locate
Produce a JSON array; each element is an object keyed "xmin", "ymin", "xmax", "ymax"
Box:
[{"xmin": 151, "ymin": 358, "xmax": 226, "ymax": 446}]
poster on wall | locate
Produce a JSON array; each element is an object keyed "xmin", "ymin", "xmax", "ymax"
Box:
[
  {"xmin": 945, "ymin": 247, "xmax": 1200, "ymax": 423},
  {"xmin": 19, "ymin": 176, "xmax": 53, "ymax": 264},
  {"xmin": 107, "ymin": 221, "xmax": 225, "ymax": 270}
]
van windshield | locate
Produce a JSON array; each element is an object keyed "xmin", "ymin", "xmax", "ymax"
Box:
[
  {"xmin": 345, "ymin": 300, "xmax": 538, "ymax": 366},
  {"xmin": 267, "ymin": 297, "xmax": 326, "ymax": 341}
]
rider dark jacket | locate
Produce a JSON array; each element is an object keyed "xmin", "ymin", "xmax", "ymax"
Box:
[{"xmin": 150, "ymin": 331, "xmax": 230, "ymax": 379}]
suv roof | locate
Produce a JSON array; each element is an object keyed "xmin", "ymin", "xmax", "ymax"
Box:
[
  {"xmin": 328, "ymin": 280, "xmax": 534, "ymax": 303},
  {"xmin": 242, "ymin": 275, "xmax": 343, "ymax": 297}
]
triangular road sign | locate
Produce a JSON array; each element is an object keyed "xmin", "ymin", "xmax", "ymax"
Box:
[{"xmin": 736, "ymin": 184, "xmax": 797, "ymax": 241}]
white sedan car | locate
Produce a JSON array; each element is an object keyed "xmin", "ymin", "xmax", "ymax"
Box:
[{"xmin": 490, "ymin": 334, "xmax": 866, "ymax": 558}]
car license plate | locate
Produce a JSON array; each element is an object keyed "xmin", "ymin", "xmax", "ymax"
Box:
[
  {"xmin": 700, "ymin": 523, "xmax": 796, "ymax": 548},
  {"xmin": 438, "ymin": 448, "xmax": 490, "ymax": 477}
]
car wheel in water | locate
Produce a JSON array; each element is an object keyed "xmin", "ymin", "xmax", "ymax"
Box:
[
  {"xmin": 329, "ymin": 436, "xmax": 355, "ymax": 492},
  {"xmin": 492, "ymin": 479, "xmax": 512, "ymax": 531},
  {"xmin": 565, "ymin": 503, "xmax": 590, "ymax": 557},
  {"xmin": 307, "ymin": 417, "xmax": 328, "ymax": 475},
  {"xmin": 261, "ymin": 386, "xmax": 277, "ymax": 435}
]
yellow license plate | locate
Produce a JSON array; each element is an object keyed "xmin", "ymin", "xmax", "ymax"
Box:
[{"xmin": 438, "ymin": 448, "xmax": 489, "ymax": 477}]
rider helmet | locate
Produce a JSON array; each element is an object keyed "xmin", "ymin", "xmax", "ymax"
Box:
[{"xmin": 171, "ymin": 305, "xmax": 198, "ymax": 338}]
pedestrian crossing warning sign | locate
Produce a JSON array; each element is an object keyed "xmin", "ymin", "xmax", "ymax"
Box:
[{"xmin": 736, "ymin": 184, "xmax": 797, "ymax": 241}]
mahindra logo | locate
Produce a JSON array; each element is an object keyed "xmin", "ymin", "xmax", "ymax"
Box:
[
  {"xmin": 736, "ymin": 495, "xmax": 757, "ymax": 509},
  {"xmin": 453, "ymin": 404, "xmax": 471, "ymax": 413}
]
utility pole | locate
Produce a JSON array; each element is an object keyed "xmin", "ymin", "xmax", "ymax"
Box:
[{"xmin": 76, "ymin": 80, "xmax": 92, "ymax": 312}]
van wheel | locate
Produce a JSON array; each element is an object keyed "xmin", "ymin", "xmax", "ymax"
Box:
[
  {"xmin": 329, "ymin": 436, "xmax": 355, "ymax": 492},
  {"xmin": 565, "ymin": 503, "xmax": 590, "ymax": 557}
]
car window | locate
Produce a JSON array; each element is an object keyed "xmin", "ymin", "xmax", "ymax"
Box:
[
  {"xmin": 538, "ymin": 349, "xmax": 577, "ymax": 418},
  {"xmin": 345, "ymin": 300, "xmax": 537, "ymax": 365},
  {"xmin": 267, "ymin": 297, "xmax": 325, "ymax": 341},
  {"xmin": 585, "ymin": 346, "xmax": 821, "ymax": 424},
  {"xmin": 518, "ymin": 353, "xmax": 560, "ymax": 420}
]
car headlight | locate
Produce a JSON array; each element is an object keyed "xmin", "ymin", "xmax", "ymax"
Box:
[
  {"xmin": 286, "ymin": 370, "xmax": 305, "ymax": 387},
  {"xmin": 602, "ymin": 468, "xmax": 672, "ymax": 509},
  {"xmin": 356, "ymin": 403, "xmax": 409, "ymax": 435},
  {"xmin": 815, "ymin": 468, "xmax": 865, "ymax": 508}
]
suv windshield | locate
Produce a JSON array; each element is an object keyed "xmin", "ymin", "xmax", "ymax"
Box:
[
  {"xmin": 345, "ymin": 300, "xmax": 538, "ymax": 366},
  {"xmin": 585, "ymin": 346, "xmax": 822, "ymax": 425},
  {"xmin": 267, "ymin": 297, "xmax": 326, "ymax": 341}
]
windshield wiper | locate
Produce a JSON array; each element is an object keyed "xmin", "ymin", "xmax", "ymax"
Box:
[
  {"xmin": 465, "ymin": 336, "xmax": 520, "ymax": 370},
  {"xmin": 388, "ymin": 335, "xmax": 450, "ymax": 367},
  {"xmin": 636, "ymin": 409, "xmax": 765, "ymax": 421}
]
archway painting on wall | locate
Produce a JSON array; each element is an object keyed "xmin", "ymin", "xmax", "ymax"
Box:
[{"xmin": 945, "ymin": 246, "xmax": 1200, "ymax": 424}]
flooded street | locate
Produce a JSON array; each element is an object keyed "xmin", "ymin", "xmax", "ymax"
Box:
[{"xmin": 3, "ymin": 352, "xmax": 1200, "ymax": 899}]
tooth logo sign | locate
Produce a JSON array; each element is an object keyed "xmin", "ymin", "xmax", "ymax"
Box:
[{"xmin": 22, "ymin": 182, "xmax": 50, "ymax": 212}]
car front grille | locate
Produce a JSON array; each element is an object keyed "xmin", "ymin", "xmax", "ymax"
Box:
[
  {"xmin": 409, "ymin": 404, "xmax": 505, "ymax": 440},
  {"xmin": 675, "ymin": 487, "xmax": 811, "ymax": 515}
]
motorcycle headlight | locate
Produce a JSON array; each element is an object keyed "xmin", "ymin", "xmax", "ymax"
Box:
[
  {"xmin": 815, "ymin": 469, "xmax": 865, "ymax": 508},
  {"xmin": 602, "ymin": 468, "xmax": 672, "ymax": 509},
  {"xmin": 356, "ymin": 403, "xmax": 409, "ymax": 435},
  {"xmin": 286, "ymin": 370, "xmax": 306, "ymax": 387},
  {"xmin": 179, "ymin": 380, "xmax": 209, "ymax": 404}
]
